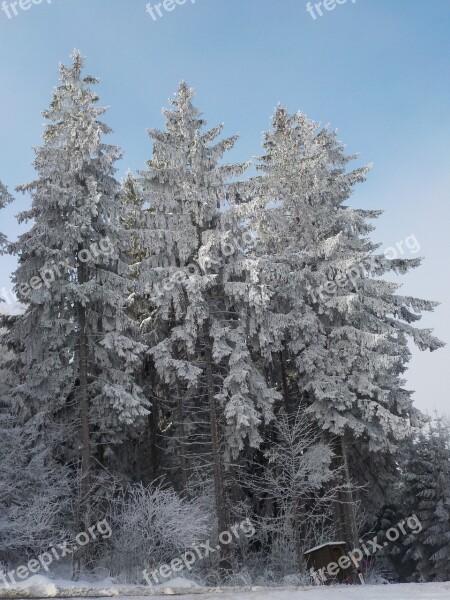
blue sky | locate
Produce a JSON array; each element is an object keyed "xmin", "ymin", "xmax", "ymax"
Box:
[{"xmin": 0, "ymin": 0, "xmax": 449, "ymax": 415}]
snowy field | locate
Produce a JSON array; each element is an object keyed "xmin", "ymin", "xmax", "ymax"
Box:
[{"xmin": 1, "ymin": 577, "xmax": 450, "ymax": 600}]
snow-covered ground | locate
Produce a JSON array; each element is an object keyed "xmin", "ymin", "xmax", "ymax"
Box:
[{"xmin": 1, "ymin": 576, "xmax": 450, "ymax": 600}]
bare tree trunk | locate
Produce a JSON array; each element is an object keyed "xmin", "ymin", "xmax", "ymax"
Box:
[
  {"xmin": 73, "ymin": 259, "xmax": 91, "ymax": 580},
  {"xmin": 337, "ymin": 435, "xmax": 359, "ymax": 548},
  {"xmin": 279, "ymin": 344, "xmax": 291, "ymax": 414},
  {"xmin": 147, "ymin": 407, "xmax": 159, "ymax": 478},
  {"xmin": 330, "ymin": 434, "xmax": 363, "ymax": 582},
  {"xmin": 175, "ymin": 379, "xmax": 190, "ymax": 498},
  {"xmin": 172, "ymin": 345, "xmax": 189, "ymax": 496},
  {"xmin": 145, "ymin": 360, "xmax": 160, "ymax": 479},
  {"xmin": 293, "ymin": 505, "xmax": 304, "ymax": 572},
  {"xmin": 204, "ymin": 334, "xmax": 230, "ymax": 573}
]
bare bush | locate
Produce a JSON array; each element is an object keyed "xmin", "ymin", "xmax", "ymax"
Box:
[{"xmin": 107, "ymin": 482, "xmax": 211, "ymax": 582}]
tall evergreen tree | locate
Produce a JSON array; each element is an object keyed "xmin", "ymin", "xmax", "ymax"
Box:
[
  {"xmin": 5, "ymin": 52, "xmax": 148, "ymax": 557},
  {"xmin": 402, "ymin": 417, "xmax": 450, "ymax": 581},
  {"xmin": 135, "ymin": 83, "xmax": 279, "ymax": 567},
  {"xmin": 249, "ymin": 106, "xmax": 443, "ymax": 546},
  {"xmin": 252, "ymin": 107, "xmax": 443, "ymax": 446}
]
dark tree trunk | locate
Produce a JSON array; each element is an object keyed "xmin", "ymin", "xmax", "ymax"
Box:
[
  {"xmin": 175, "ymin": 378, "xmax": 190, "ymax": 498},
  {"xmin": 279, "ymin": 345, "xmax": 291, "ymax": 413},
  {"xmin": 147, "ymin": 405, "xmax": 159, "ymax": 479},
  {"xmin": 145, "ymin": 360, "xmax": 160, "ymax": 479},
  {"xmin": 73, "ymin": 258, "xmax": 92, "ymax": 579},
  {"xmin": 204, "ymin": 334, "xmax": 230, "ymax": 573},
  {"xmin": 330, "ymin": 434, "xmax": 363, "ymax": 582}
]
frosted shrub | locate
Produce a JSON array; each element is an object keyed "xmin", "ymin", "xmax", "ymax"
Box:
[
  {"xmin": 0, "ymin": 389, "xmax": 71, "ymax": 566},
  {"xmin": 108, "ymin": 483, "xmax": 211, "ymax": 581}
]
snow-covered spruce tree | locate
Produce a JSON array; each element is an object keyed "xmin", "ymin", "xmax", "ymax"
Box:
[
  {"xmin": 249, "ymin": 107, "xmax": 443, "ymax": 546},
  {"xmin": 5, "ymin": 51, "xmax": 148, "ymax": 558},
  {"xmin": 136, "ymin": 83, "xmax": 279, "ymax": 567},
  {"xmin": 402, "ymin": 417, "xmax": 450, "ymax": 582},
  {"xmin": 119, "ymin": 171, "xmax": 161, "ymax": 483}
]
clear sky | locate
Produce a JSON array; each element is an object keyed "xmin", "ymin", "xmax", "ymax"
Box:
[{"xmin": 0, "ymin": 0, "xmax": 449, "ymax": 416}]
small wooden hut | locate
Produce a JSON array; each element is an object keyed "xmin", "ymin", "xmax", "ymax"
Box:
[{"xmin": 304, "ymin": 541, "xmax": 347, "ymax": 584}]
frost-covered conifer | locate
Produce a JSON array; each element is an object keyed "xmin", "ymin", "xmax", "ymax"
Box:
[
  {"xmin": 5, "ymin": 52, "xmax": 149, "ymax": 544},
  {"xmin": 248, "ymin": 106, "xmax": 443, "ymax": 551},
  {"xmin": 251, "ymin": 106, "xmax": 443, "ymax": 451},
  {"xmin": 402, "ymin": 418, "xmax": 450, "ymax": 581},
  {"xmin": 136, "ymin": 83, "xmax": 279, "ymax": 559}
]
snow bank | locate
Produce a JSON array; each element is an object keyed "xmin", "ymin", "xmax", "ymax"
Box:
[
  {"xmin": 1, "ymin": 575, "xmax": 450, "ymax": 599},
  {"xmin": 154, "ymin": 576, "xmax": 202, "ymax": 589},
  {"xmin": 0, "ymin": 575, "xmax": 59, "ymax": 598},
  {"xmin": 0, "ymin": 574, "xmax": 203, "ymax": 597}
]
